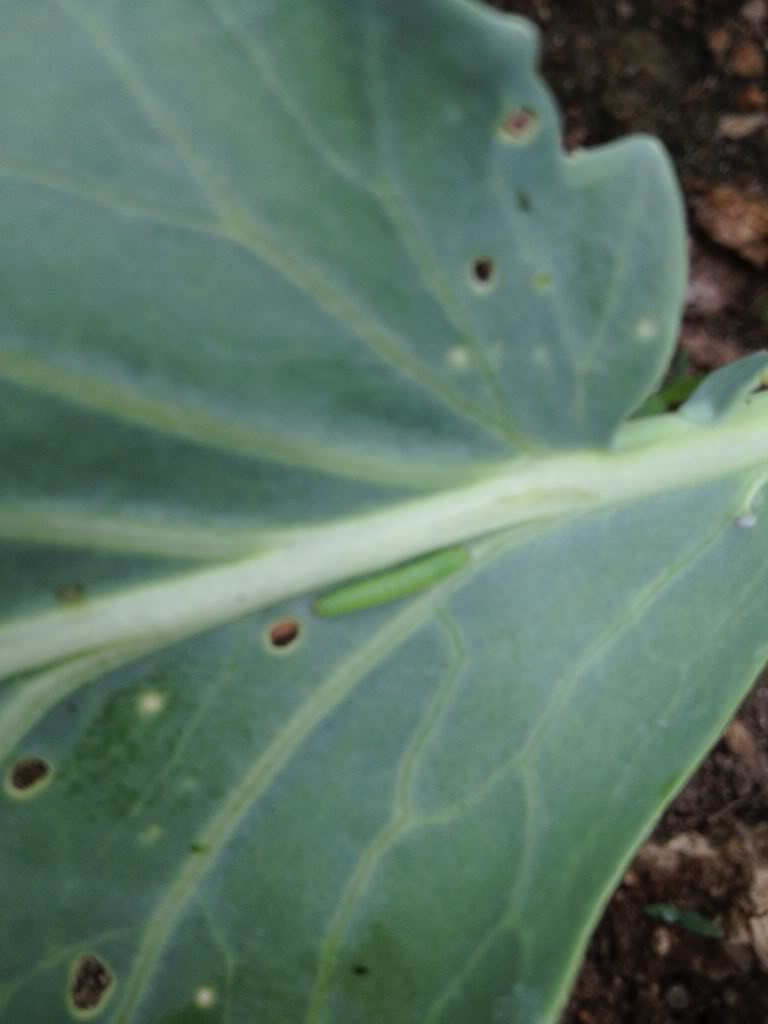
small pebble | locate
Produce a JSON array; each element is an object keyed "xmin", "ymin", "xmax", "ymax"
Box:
[
  {"xmin": 666, "ymin": 984, "xmax": 690, "ymax": 1011},
  {"xmin": 741, "ymin": 0, "xmax": 767, "ymax": 31},
  {"xmin": 653, "ymin": 926, "xmax": 673, "ymax": 957},
  {"xmin": 718, "ymin": 113, "xmax": 768, "ymax": 139},
  {"xmin": 707, "ymin": 28, "xmax": 732, "ymax": 59},
  {"xmin": 736, "ymin": 85, "xmax": 767, "ymax": 111},
  {"xmin": 729, "ymin": 40, "xmax": 766, "ymax": 78}
]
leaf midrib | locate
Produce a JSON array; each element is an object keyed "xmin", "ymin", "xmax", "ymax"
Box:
[{"xmin": 3, "ymin": 397, "xmax": 768, "ymax": 686}]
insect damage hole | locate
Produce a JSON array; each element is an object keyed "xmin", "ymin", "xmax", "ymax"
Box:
[
  {"xmin": 469, "ymin": 257, "xmax": 495, "ymax": 292},
  {"xmin": 498, "ymin": 107, "xmax": 539, "ymax": 144},
  {"xmin": 5, "ymin": 756, "xmax": 52, "ymax": 797},
  {"xmin": 351, "ymin": 964, "xmax": 370, "ymax": 977},
  {"xmin": 69, "ymin": 955, "xmax": 114, "ymax": 1016},
  {"xmin": 266, "ymin": 618, "xmax": 301, "ymax": 651}
]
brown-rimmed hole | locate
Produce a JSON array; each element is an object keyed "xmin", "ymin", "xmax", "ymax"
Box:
[
  {"xmin": 470, "ymin": 258, "xmax": 495, "ymax": 288},
  {"xmin": 70, "ymin": 955, "xmax": 113, "ymax": 1012},
  {"xmin": 498, "ymin": 107, "xmax": 538, "ymax": 143},
  {"xmin": 267, "ymin": 618, "xmax": 301, "ymax": 650},
  {"xmin": 351, "ymin": 963, "xmax": 369, "ymax": 976},
  {"xmin": 9, "ymin": 756, "xmax": 50, "ymax": 792}
]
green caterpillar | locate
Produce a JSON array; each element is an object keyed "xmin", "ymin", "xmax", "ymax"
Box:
[{"xmin": 313, "ymin": 545, "xmax": 470, "ymax": 617}]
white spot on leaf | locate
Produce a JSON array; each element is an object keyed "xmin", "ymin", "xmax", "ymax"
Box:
[
  {"xmin": 447, "ymin": 346, "xmax": 471, "ymax": 371},
  {"xmin": 736, "ymin": 514, "xmax": 758, "ymax": 529},
  {"xmin": 636, "ymin": 318, "xmax": 658, "ymax": 341},
  {"xmin": 195, "ymin": 986, "xmax": 217, "ymax": 1009},
  {"xmin": 138, "ymin": 690, "xmax": 166, "ymax": 716}
]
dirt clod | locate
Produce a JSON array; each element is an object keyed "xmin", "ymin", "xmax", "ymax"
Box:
[
  {"xmin": 692, "ymin": 186, "xmax": 768, "ymax": 267},
  {"xmin": 728, "ymin": 40, "xmax": 767, "ymax": 78}
]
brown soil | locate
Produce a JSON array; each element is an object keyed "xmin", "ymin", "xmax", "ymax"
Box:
[{"xmin": 484, "ymin": 1, "xmax": 768, "ymax": 1019}]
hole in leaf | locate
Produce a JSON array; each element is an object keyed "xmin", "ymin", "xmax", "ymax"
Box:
[
  {"xmin": 70, "ymin": 955, "xmax": 113, "ymax": 1013},
  {"xmin": 470, "ymin": 258, "xmax": 495, "ymax": 290},
  {"xmin": 498, "ymin": 107, "xmax": 538, "ymax": 143},
  {"xmin": 7, "ymin": 756, "xmax": 51, "ymax": 796},
  {"xmin": 55, "ymin": 582, "xmax": 86, "ymax": 606},
  {"xmin": 267, "ymin": 619, "xmax": 301, "ymax": 650},
  {"xmin": 351, "ymin": 964, "xmax": 369, "ymax": 976}
]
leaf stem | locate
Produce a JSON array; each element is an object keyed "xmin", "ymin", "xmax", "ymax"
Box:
[{"xmin": 3, "ymin": 394, "xmax": 768, "ymax": 683}]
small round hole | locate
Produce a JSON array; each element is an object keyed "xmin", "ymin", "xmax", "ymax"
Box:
[
  {"xmin": 6, "ymin": 756, "xmax": 51, "ymax": 796},
  {"xmin": 267, "ymin": 619, "xmax": 301, "ymax": 650},
  {"xmin": 498, "ymin": 107, "xmax": 538, "ymax": 143},
  {"xmin": 351, "ymin": 964, "xmax": 369, "ymax": 976},
  {"xmin": 69, "ymin": 954, "xmax": 113, "ymax": 1014},
  {"xmin": 470, "ymin": 258, "xmax": 495, "ymax": 291}
]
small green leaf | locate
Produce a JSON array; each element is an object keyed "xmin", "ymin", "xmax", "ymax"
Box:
[
  {"xmin": 633, "ymin": 374, "xmax": 704, "ymax": 418},
  {"xmin": 682, "ymin": 352, "xmax": 768, "ymax": 424},
  {"xmin": 645, "ymin": 903, "xmax": 724, "ymax": 939}
]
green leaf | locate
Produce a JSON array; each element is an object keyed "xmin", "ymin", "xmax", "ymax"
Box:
[
  {"xmin": 645, "ymin": 904, "xmax": 724, "ymax": 940},
  {"xmin": 681, "ymin": 351, "xmax": 768, "ymax": 424},
  {"xmin": 632, "ymin": 373, "xmax": 704, "ymax": 418},
  {"xmin": 1, "ymin": 2, "xmax": 767, "ymax": 1024}
]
